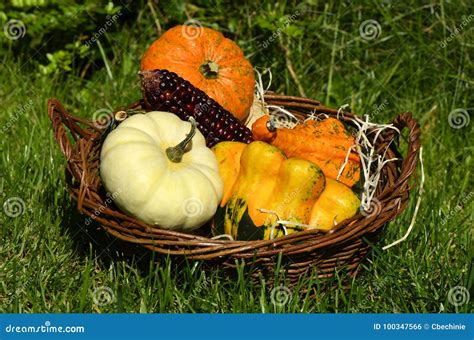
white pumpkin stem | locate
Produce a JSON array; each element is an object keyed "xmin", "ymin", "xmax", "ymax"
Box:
[
  {"xmin": 166, "ymin": 117, "xmax": 197, "ymax": 163},
  {"xmin": 114, "ymin": 110, "xmax": 128, "ymax": 122}
]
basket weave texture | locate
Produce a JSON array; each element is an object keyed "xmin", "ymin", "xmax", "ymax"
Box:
[{"xmin": 48, "ymin": 95, "xmax": 421, "ymax": 281}]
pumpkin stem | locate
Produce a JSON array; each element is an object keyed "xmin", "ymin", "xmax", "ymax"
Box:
[
  {"xmin": 114, "ymin": 110, "xmax": 128, "ymax": 122},
  {"xmin": 199, "ymin": 61, "xmax": 219, "ymax": 79},
  {"xmin": 166, "ymin": 117, "xmax": 197, "ymax": 163}
]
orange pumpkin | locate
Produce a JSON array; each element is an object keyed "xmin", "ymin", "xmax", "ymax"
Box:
[
  {"xmin": 252, "ymin": 115, "xmax": 361, "ymax": 187},
  {"xmin": 141, "ymin": 25, "xmax": 255, "ymax": 122}
]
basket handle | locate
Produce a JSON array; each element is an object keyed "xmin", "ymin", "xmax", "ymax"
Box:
[
  {"xmin": 390, "ymin": 112, "xmax": 421, "ymax": 187},
  {"xmin": 47, "ymin": 98, "xmax": 95, "ymax": 160}
]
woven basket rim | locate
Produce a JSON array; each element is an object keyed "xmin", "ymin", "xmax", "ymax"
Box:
[{"xmin": 47, "ymin": 94, "xmax": 421, "ymax": 265}]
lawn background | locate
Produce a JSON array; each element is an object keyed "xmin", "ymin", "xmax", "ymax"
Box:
[{"xmin": 0, "ymin": 0, "xmax": 472, "ymax": 313}]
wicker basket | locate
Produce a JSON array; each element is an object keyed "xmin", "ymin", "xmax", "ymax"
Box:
[{"xmin": 47, "ymin": 95, "xmax": 421, "ymax": 283}]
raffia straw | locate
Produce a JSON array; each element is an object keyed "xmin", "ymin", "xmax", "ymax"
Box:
[
  {"xmin": 337, "ymin": 104, "xmax": 350, "ymax": 119},
  {"xmin": 336, "ymin": 144, "xmax": 357, "ymax": 182},
  {"xmin": 245, "ymin": 69, "xmax": 271, "ymax": 128},
  {"xmin": 255, "ymin": 68, "xmax": 272, "ymax": 103},
  {"xmin": 246, "ymin": 68, "xmax": 299, "ymax": 129},
  {"xmin": 304, "ymin": 110, "xmax": 328, "ymax": 122},
  {"xmin": 340, "ymin": 110, "xmax": 400, "ymax": 211},
  {"xmin": 258, "ymin": 208, "xmax": 314, "ymax": 240},
  {"xmin": 382, "ymin": 147, "xmax": 424, "ymax": 250},
  {"xmin": 211, "ymin": 234, "xmax": 234, "ymax": 241}
]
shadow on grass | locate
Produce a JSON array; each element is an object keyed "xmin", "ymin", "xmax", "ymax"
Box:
[
  {"xmin": 56, "ymin": 192, "xmax": 232, "ymax": 279},
  {"xmin": 59, "ymin": 193, "xmax": 150, "ymax": 266}
]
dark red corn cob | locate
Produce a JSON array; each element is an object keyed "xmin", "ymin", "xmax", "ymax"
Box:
[{"xmin": 140, "ymin": 69, "xmax": 254, "ymax": 147}]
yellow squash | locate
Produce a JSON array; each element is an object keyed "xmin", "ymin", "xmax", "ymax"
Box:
[
  {"xmin": 212, "ymin": 141, "xmax": 325, "ymax": 240},
  {"xmin": 309, "ymin": 178, "xmax": 361, "ymax": 230},
  {"xmin": 212, "ymin": 141, "xmax": 247, "ymax": 207}
]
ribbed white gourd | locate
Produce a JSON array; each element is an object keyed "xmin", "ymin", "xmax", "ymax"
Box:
[{"xmin": 100, "ymin": 111, "xmax": 223, "ymax": 230}]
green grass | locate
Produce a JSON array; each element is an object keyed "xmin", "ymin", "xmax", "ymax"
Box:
[{"xmin": 0, "ymin": 0, "xmax": 472, "ymax": 313}]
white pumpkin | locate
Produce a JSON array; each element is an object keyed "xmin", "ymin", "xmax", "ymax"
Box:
[{"xmin": 100, "ymin": 111, "xmax": 223, "ymax": 230}]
